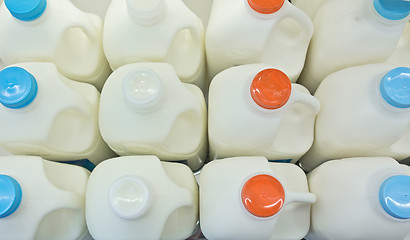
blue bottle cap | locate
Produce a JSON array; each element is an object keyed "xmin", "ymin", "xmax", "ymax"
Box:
[
  {"xmin": 0, "ymin": 66, "xmax": 38, "ymax": 109},
  {"xmin": 0, "ymin": 175, "xmax": 22, "ymax": 218},
  {"xmin": 373, "ymin": 0, "xmax": 410, "ymax": 20},
  {"xmin": 4, "ymin": 0, "xmax": 47, "ymax": 21},
  {"xmin": 380, "ymin": 67, "xmax": 410, "ymax": 109},
  {"xmin": 379, "ymin": 175, "xmax": 410, "ymax": 219}
]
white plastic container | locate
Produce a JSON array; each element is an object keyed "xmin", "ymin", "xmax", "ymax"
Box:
[
  {"xmin": 205, "ymin": 0, "xmax": 313, "ymax": 82},
  {"xmin": 99, "ymin": 62, "xmax": 207, "ymax": 171},
  {"xmin": 103, "ymin": 0, "xmax": 206, "ymax": 91},
  {"xmin": 0, "ymin": 155, "xmax": 89, "ymax": 240},
  {"xmin": 291, "ymin": 0, "xmax": 329, "ymax": 19},
  {"xmin": 298, "ymin": 0, "xmax": 410, "ymax": 93},
  {"xmin": 0, "ymin": 0, "xmax": 110, "ymax": 90},
  {"xmin": 0, "ymin": 62, "xmax": 115, "ymax": 165},
  {"xmin": 86, "ymin": 155, "xmax": 198, "ymax": 240},
  {"xmin": 208, "ymin": 64, "xmax": 320, "ymax": 162},
  {"xmin": 299, "ymin": 64, "xmax": 410, "ymax": 172},
  {"xmin": 387, "ymin": 21, "xmax": 410, "ymax": 67},
  {"xmin": 200, "ymin": 156, "xmax": 316, "ymax": 240},
  {"xmin": 306, "ymin": 157, "xmax": 410, "ymax": 240}
]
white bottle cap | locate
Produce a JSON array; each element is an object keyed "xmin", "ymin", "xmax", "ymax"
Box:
[
  {"xmin": 108, "ymin": 176, "xmax": 152, "ymax": 219},
  {"xmin": 122, "ymin": 67, "xmax": 163, "ymax": 111}
]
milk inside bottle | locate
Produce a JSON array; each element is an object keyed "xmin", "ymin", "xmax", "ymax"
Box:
[
  {"xmin": 99, "ymin": 62, "xmax": 207, "ymax": 171},
  {"xmin": 0, "ymin": 63, "xmax": 115, "ymax": 165},
  {"xmin": 200, "ymin": 156, "xmax": 315, "ymax": 240},
  {"xmin": 299, "ymin": 64, "xmax": 410, "ymax": 172},
  {"xmin": 86, "ymin": 155, "xmax": 198, "ymax": 240},
  {"xmin": 306, "ymin": 157, "xmax": 410, "ymax": 240},
  {"xmin": 103, "ymin": 0, "xmax": 206, "ymax": 91},
  {"xmin": 0, "ymin": 0, "xmax": 111, "ymax": 90},
  {"xmin": 208, "ymin": 64, "xmax": 319, "ymax": 162},
  {"xmin": 206, "ymin": 0, "xmax": 313, "ymax": 82},
  {"xmin": 0, "ymin": 155, "xmax": 89, "ymax": 240},
  {"xmin": 298, "ymin": 0, "xmax": 410, "ymax": 93}
]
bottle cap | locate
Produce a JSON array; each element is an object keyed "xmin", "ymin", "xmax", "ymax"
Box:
[
  {"xmin": 109, "ymin": 176, "xmax": 151, "ymax": 219},
  {"xmin": 4, "ymin": 0, "xmax": 47, "ymax": 21},
  {"xmin": 0, "ymin": 66, "xmax": 38, "ymax": 109},
  {"xmin": 379, "ymin": 175, "xmax": 410, "ymax": 219},
  {"xmin": 241, "ymin": 174, "xmax": 285, "ymax": 218},
  {"xmin": 380, "ymin": 67, "xmax": 410, "ymax": 109},
  {"xmin": 373, "ymin": 0, "xmax": 410, "ymax": 20},
  {"xmin": 250, "ymin": 68, "xmax": 291, "ymax": 109},
  {"xmin": 0, "ymin": 175, "xmax": 22, "ymax": 218},
  {"xmin": 247, "ymin": 0, "xmax": 285, "ymax": 14},
  {"xmin": 122, "ymin": 67, "xmax": 162, "ymax": 110},
  {"xmin": 126, "ymin": 0, "xmax": 165, "ymax": 24}
]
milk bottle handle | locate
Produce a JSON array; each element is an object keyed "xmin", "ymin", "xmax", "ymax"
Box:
[
  {"xmin": 56, "ymin": 9, "xmax": 99, "ymax": 43},
  {"xmin": 43, "ymin": 190, "xmax": 84, "ymax": 213},
  {"xmin": 278, "ymin": 1, "xmax": 313, "ymax": 41},
  {"xmin": 387, "ymin": 122, "xmax": 410, "ymax": 156},
  {"xmin": 287, "ymin": 88, "xmax": 320, "ymax": 113},
  {"xmin": 285, "ymin": 190, "xmax": 316, "ymax": 206}
]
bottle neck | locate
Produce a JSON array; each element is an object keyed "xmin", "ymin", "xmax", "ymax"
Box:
[{"xmin": 126, "ymin": 0, "xmax": 166, "ymax": 25}]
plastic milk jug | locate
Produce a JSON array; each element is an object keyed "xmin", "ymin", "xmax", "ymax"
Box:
[
  {"xmin": 99, "ymin": 62, "xmax": 207, "ymax": 171},
  {"xmin": 86, "ymin": 156, "xmax": 198, "ymax": 240},
  {"xmin": 0, "ymin": 155, "xmax": 89, "ymax": 240},
  {"xmin": 298, "ymin": 0, "xmax": 410, "ymax": 93},
  {"xmin": 387, "ymin": 21, "xmax": 410, "ymax": 67},
  {"xmin": 0, "ymin": 63, "xmax": 115, "ymax": 165},
  {"xmin": 299, "ymin": 64, "xmax": 410, "ymax": 172},
  {"xmin": 306, "ymin": 157, "xmax": 410, "ymax": 240},
  {"xmin": 205, "ymin": 0, "xmax": 313, "ymax": 82},
  {"xmin": 0, "ymin": 0, "xmax": 110, "ymax": 90},
  {"xmin": 200, "ymin": 156, "xmax": 316, "ymax": 240},
  {"xmin": 291, "ymin": 0, "xmax": 329, "ymax": 19},
  {"xmin": 103, "ymin": 0, "xmax": 206, "ymax": 91},
  {"xmin": 208, "ymin": 64, "xmax": 320, "ymax": 162}
]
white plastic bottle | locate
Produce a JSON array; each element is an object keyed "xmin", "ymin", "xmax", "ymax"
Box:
[
  {"xmin": 205, "ymin": 0, "xmax": 313, "ymax": 82},
  {"xmin": 306, "ymin": 157, "xmax": 410, "ymax": 240},
  {"xmin": 387, "ymin": 21, "xmax": 410, "ymax": 67},
  {"xmin": 0, "ymin": 155, "xmax": 89, "ymax": 240},
  {"xmin": 86, "ymin": 155, "xmax": 198, "ymax": 240},
  {"xmin": 299, "ymin": 64, "xmax": 410, "ymax": 172},
  {"xmin": 200, "ymin": 156, "xmax": 316, "ymax": 240},
  {"xmin": 208, "ymin": 64, "xmax": 320, "ymax": 162},
  {"xmin": 0, "ymin": 0, "xmax": 110, "ymax": 91},
  {"xmin": 298, "ymin": 0, "xmax": 410, "ymax": 93},
  {"xmin": 103, "ymin": 0, "xmax": 206, "ymax": 91},
  {"xmin": 182, "ymin": 0, "xmax": 213, "ymax": 28},
  {"xmin": 291, "ymin": 0, "xmax": 329, "ymax": 19},
  {"xmin": 99, "ymin": 62, "xmax": 207, "ymax": 171},
  {"xmin": 0, "ymin": 63, "xmax": 115, "ymax": 165}
]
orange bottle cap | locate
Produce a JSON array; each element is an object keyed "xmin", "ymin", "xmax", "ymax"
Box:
[
  {"xmin": 241, "ymin": 174, "xmax": 285, "ymax": 218},
  {"xmin": 250, "ymin": 68, "xmax": 291, "ymax": 109},
  {"xmin": 247, "ymin": 0, "xmax": 285, "ymax": 14}
]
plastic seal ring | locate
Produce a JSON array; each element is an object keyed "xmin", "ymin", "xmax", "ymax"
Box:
[
  {"xmin": 0, "ymin": 175, "xmax": 22, "ymax": 218},
  {"xmin": 250, "ymin": 68, "xmax": 291, "ymax": 109},
  {"xmin": 5, "ymin": 0, "xmax": 47, "ymax": 21},
  {"xmin": 0, "ymin": 66, "xmax": 38, "ymax": 109}
]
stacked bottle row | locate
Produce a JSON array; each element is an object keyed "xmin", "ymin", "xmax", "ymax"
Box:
[
  {"xmin": 0, "ymin": 0, "xmax": 410, "ymax": 239},
  {"xmin": 0, "ymin": 155, "xmax": 409, "ymax": 240},
  {"xmin": 0, "ymin": 0, "xmax": 409, "ymax": 171}
]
